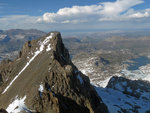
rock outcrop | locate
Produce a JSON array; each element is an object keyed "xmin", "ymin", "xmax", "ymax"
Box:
[
  {"xmin": 107, "ymin": 76, "xmax": 150, "ymax": 98},
  {"xmin": 0, "ymin": 32, "xmax": 108, "ymax": 113}
]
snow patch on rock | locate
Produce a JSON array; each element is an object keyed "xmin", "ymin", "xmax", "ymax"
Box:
[
  {"xmin": 2, "ymin": 33, "xmax": 54, "ymax": 94},
  {"xmin": 38, "ymin": 84, "xmax": 44, "ymax": 92},
  {"xmin": 95, "ymin": 86, "xmax": 150, "ymax": 113},
  {"xmin": 97, "ymin": 76, "xmax": 112, "ymax": 88},
  {"xmin": 46, "ymin": 44, "xmax": 51, "ymax": 51},
  {"xmin": 6, "ymin": 96, "xmax": 30, "ymax": 113}
]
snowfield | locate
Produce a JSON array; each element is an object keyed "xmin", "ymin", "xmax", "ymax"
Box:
[
  {"xmin": 73, "ymin": 56, "xmax": 150, "ymax": 113},
  {"xmin": 95, "ymin": 86, "xmax": 150, "ymax": 113},
  {"xmin": 122, "ymin": 64, "xmax": 150, "ymax": 82}
]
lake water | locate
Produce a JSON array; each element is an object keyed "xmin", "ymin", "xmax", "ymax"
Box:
[{"xmin": 126, "ymin": 56, "xmax": 150, "ymax": 70}]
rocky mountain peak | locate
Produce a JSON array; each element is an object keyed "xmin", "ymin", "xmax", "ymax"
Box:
[{"xmin": 0, "ymin": 32, "xmax": 108, "ymax": 113}]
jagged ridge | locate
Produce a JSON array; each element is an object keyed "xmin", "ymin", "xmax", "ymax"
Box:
[{"xmin": 0, "ymin": 32, "xmax": 108, "ymax": 113}]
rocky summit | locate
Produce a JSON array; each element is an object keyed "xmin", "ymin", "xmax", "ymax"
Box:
[{"xmin": 0, "ymin": 32, "xmax": 108, "ymax": 113}]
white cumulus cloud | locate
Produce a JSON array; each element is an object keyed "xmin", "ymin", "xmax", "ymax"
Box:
[
  {"xmin": 129, "ymin": 10, "xmax": 149, "ymax": 18},
  {"xmin": 0, "ymin": 0, "xmax": 150, "ymax": 32},
  {"xmin": 37, "ymin": 0, "xmax": 149, "ymax": 23},
  {"xmin": 37, "ymin": 5, "xmax": 102, "ymax": 23},
  {"xmin": 100, "ymin": 0, "xmax": 144, "ymax": 16}
]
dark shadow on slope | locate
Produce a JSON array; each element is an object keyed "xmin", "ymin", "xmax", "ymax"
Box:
[
  {"xmin": 56, "ymin": 94, "xmax": 90, "ymax": 113},
  {"xmin": 0, "ymin": 108, "xmax": 8, "ymax": 113}
]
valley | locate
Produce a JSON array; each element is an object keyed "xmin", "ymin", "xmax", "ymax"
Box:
[
  {"xmin": 0, "ymin": 29, "xmax": 150, "ymax": 112},
  {"xmin": 66, "ymin": 32, "xmax": 150, "ymax": 112},
  {"xmin": 1, "ymin": 0, "xmax": 150, "ymax": 112}
]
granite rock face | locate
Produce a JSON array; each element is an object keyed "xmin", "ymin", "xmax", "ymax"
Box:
[{"xmin": 0, "ymin": 32, "xmax": 108, "ymax": 113}]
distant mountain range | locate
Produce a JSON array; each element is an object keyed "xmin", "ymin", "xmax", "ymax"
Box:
[
  {"xmin": 1, "ymin": 29, "xmax": 150, "ymax": 112},
  {"xmin": 1, "ymin": 29, "xmax": 150, "ymax": 62},
  {"xmin": 0, "ymin": 29, "xmax": 46, "ymax": 61}
]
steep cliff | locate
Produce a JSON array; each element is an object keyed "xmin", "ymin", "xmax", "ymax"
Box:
[{"xmin": 0, "ymin": 32, "xmax": 108, "ymax": 113}]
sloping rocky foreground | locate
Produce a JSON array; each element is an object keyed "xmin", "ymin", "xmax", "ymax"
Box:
[{"xmin": 0, "ymin": 32, "xmax": 108, "ymax": 113}]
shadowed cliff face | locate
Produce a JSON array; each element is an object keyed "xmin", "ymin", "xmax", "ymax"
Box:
[{"xmin": 0, "ymin": 32, "xmax": 108, "ymax": 113}]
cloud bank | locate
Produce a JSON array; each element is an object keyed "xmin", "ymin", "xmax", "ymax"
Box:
[
  {"xmin": 37, "ymin": 0, "xmax": 150, "ymax": 23},
  {"xmin": 0, "ymin": 0, "xmax": 150, "ymax": 32}
]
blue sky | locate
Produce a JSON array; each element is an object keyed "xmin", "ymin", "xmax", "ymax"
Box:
[
  {"xmin": 0, "ymin": 0, "xmax": 104, "ymax": 16},
  {"xmin": 0, "ymin": 0, "xmax": 150, "ymax": 34},
  {"xmin": 1, "ymin": 0, "xmax": 149, "ymax": 16}
]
